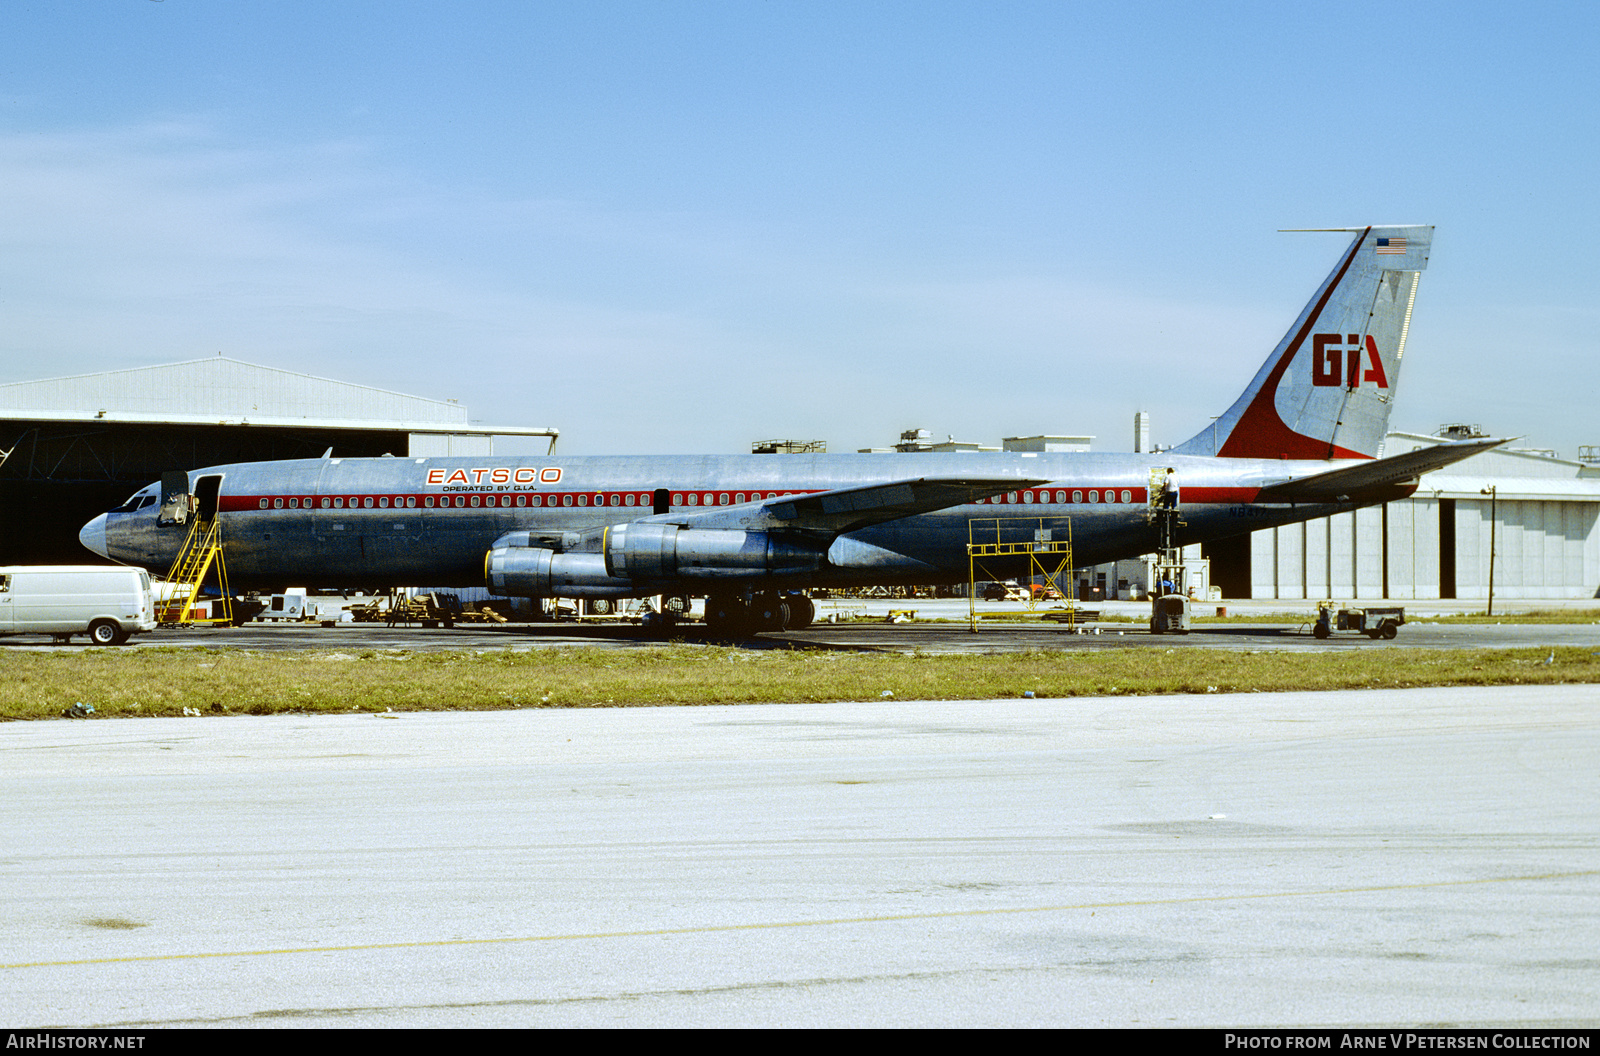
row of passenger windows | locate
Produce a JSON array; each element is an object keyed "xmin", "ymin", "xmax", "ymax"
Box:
[
  {"xmin": 252, "ymin": 491, "xmax": 803, "ymax": 511},
  {"xmin": 251, "ymin": 487, "xmax": 1141, "ymax": 510},
  {"xmin": 980, "ymin": 489, "xmax": 1137, "ymax": 505}
]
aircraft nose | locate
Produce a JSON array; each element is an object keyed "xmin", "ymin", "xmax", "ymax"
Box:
[{"xmin": 79, "ymin": 513, "xmax": 110, "ymax": 559}]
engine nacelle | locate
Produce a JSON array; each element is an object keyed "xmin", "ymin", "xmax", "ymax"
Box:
[
  {"xmin": 485, "ymin": 546, "xmax": 634, "ymax": 598},
  {"xmin": 485, "ymin": 524, "xmax": 825, "ymax": 597},
  {"xmin": 604, "ymin": 523, "xmax": 824, "ymax": 580}
]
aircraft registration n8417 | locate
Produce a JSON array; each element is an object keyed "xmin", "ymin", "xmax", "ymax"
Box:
[{"xmin": 81, "ymin": 226, "xmax": 1502, "ymax": 634}]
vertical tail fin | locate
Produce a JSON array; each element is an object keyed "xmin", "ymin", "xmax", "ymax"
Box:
[{"xmin": 1173, "ymin": 225, "xmax": 1432, "ymax": 459}]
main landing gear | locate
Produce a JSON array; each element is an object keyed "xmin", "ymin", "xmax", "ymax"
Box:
[{"xmin": 703, "ymin": 591, "xmax": 815, "ymax": 637}]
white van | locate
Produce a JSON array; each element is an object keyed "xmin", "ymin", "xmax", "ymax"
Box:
[{"xmin": 0, "ymin": 566, "xmax": 158, "ymax": 645}]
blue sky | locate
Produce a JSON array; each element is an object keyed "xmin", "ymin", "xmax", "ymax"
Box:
[{"xmin": 2, "ymin": 1, "xmax": 1596, "ymax": 458}]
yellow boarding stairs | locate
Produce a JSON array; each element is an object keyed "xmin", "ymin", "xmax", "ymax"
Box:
[{"xmin": 159, "ymin": 514, "xmax": 234, "ymax": 625}]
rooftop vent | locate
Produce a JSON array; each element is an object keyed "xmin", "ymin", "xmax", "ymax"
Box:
[{"xmin": 752, "ymin": 439, "xmax": 826, "ymax": 454}]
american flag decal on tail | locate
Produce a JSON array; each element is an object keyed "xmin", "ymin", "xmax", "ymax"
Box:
[{"xmin": 1375, "ymin": 237, "xmax": 1407, "ymax": 255}]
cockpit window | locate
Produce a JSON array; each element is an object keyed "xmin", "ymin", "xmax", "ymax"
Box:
[{"xmin": 112, "ymin": 488, "xmax": 158, "ymax": 514}]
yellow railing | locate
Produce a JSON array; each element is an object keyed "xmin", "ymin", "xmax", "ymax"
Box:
[
  {"xmin": 965, "ymin": 516, "xmax": 1076, "ymax": 632},
  {"xmin": 159, "ymin": 517, "xmax": 234, "ymax": 625}
]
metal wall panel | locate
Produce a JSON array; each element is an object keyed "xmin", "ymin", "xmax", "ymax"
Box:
[
  {"xmin": 408, "ymin": 433, "xmax": 495, "ymax": 457},
  {"xmin": 1327, "ymin": 510, "xmax": 1355, "ymax": 599},
  {"xmin": 1136, "ymin": 489, "xmax": 1596, "ymax": 600},
  {"xmin": 1457, "ymin": 500, "xmax": 1486, "ymax": 598},
  {"xmin": 1355, "ymin": 505, "xmax": 1383, "ymax": 599},
  {"xmin": 1572, "ymin": 503, "xmax": 1599, "ymax": 596},
  {"xmin": 1385, "ymin": 500, "xmax": 1414, "ymax": 599}
]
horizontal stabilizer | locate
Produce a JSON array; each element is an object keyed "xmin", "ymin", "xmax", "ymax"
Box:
[
  {"xmin": 1254, "ymin": 438, "xmax": 1509, "ymax": 502},
  {"xmin": 648, "ymin": 477, "xmax": 1050, "ymax": 534}
]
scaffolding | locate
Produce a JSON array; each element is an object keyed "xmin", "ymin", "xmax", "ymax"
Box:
[
  {"xmin": 1147, "ymin": 467, "xmax": 1193, "ymax": 634},
  {"xmin": 158, "ymin": 514, "xmax": 234, "ymax": 625},
  {"xmin": 966, "ymin": 516, "xmax": 1076, "ymax": 632},
  {"xmin": 1147, "ymin": 467, "xmax": 1187, "ymax": 590}
]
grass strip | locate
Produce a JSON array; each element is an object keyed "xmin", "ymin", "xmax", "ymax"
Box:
[
  {"xmin": 2, "ymin": 645, "xmax": 1597, "ymax": 721},
  {"xmin": 956, "ymin": 608, "xmax": 1600, "ymax": 625}
]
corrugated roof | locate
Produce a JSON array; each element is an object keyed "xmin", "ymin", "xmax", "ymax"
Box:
[
  {"xmin": 1419, "ymin": 475, "xmax": 1600, "ymax": 502},
  {"xmin": 0, "ymin": 357, "xmax": 466, "ymax": 423},
  {"xmin": 1388, "ymin": 431, "xmax": 1598, "ymax": 479},
  {"xmin": 0, "ymin": 357, "xmax": 555, "ymax": 437},
  {"xmin": 1382, "ymin": 431, "xmax": 1600, "ymax": 499}
]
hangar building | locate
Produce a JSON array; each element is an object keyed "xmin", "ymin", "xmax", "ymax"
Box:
[
  {"xmin": 0, "ymin": 358, "xmax": 556, "ymax": 565},
  {"xmin": 861, "ymin": 421, "xmax": 1600, "ymax": 603},
  {"xmin": 1219, "ymin": 430, "xmax": 1600, "ymax": 601},
  {"xmin": 1091, "ymin": 428, "xmax": 1600, "ymax": 603}
]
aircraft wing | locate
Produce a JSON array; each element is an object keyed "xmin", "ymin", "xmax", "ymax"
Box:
[
  {"xmin": 1254, "ymin": 437, "xmax": 1510, "ymax": 502},
  {"xmin": 643, "ymin": 477, "xmax": 1051, "ymax": 534}
]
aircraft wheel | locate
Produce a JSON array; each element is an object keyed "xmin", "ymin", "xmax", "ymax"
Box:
[
  {"xmin": 589, "ymin": 599, "xmax": 614, "ymax": 616},
  {"xmin": 704, "ymin": 595, "xmax": 748, "ymax": 636},
  {"xmin": 783, "ymin": 595, "xmax": 815, "ymax": 630},
  {"xmin": 88, "ymin": 619, "xmax": 125, "ymax": 646},
  {"xmin": 748, "ymin": 594, "xmax": 787, "ymax": 632}
]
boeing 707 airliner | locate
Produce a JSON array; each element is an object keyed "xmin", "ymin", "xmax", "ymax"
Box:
[{"xmin": 81, "ymin": 225, "xmax": 1501, "ymax": 634}]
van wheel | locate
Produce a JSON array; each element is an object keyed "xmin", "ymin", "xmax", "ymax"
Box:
[{"xmin": 88, "ymin": 620, "xmax": 126, "ymax": 646}]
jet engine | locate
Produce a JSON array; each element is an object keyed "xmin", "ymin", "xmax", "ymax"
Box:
[
  {"xmin": 485, "ymin": 524, "xmax": 826, "ymax": 598},
  {"xmin": 602, "ymin": 523, "xmax": 823, "ymax": 580},
  {"xmin": 485, "ymin": 546, "xmax": 632, "ymax": 599}
]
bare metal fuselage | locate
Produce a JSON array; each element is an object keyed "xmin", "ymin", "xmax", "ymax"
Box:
[
  {"xmin": 83, "ymin": 225, "xmax": 1481, "ymax": 602},
  {"xmin": 93, "ymin": 450, "xmax": 1371, "ymax": 594}
]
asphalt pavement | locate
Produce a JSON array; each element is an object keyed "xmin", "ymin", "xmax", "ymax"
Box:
[
  {"xmin": 3, "ymin": 686, "xmax": 1597, "ymax": 1028},
  {"xmin": 1, "ymin": 595, "xmax": 1596, "ymax": 654}
]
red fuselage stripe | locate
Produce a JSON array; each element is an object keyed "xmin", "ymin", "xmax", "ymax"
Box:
[{"xmin": 216, "ymin": 484, "xmax": 1263, "ymax": 513}]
